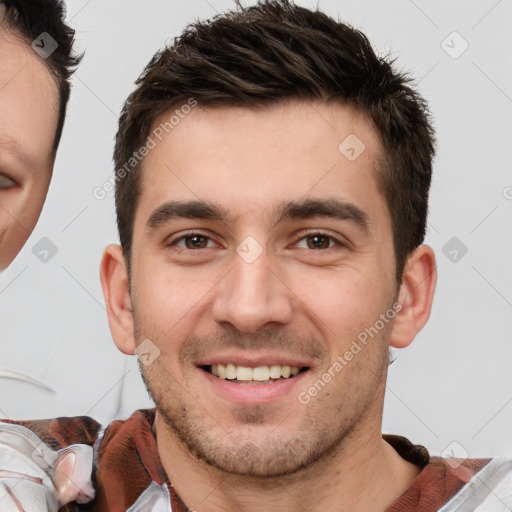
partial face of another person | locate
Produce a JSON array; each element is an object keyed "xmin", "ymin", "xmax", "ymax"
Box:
[
  {"xmin": 105, "ymin": 100, "xmax": 431, "ymax": 478},
  {"xmin": 0, "ymin": 25, "xmax": 59, "ymax": 269}
]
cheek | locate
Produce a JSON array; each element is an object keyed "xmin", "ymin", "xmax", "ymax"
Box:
[
  {"xmin": 133, "ymin": 265, "xmax": 217, "ymax": 338},
  {"xmin": 289, "ymin": 267, "xmax": 387, "ymax": 344},
  {"xmin": 19, "ymin": 186, "xmax": 48, "ymax": 229},
  {"xmin": 0, "ymin": 186, "xmax": 46, "ymax": 267}
]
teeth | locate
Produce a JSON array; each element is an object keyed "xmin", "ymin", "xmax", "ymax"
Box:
[
  {"xmin": 253, "ymin": 366, "xmax": 270, "ymax": 381},
  {"xmin": 236, "ymin": 366, "xmax": 253, "ymax": 381},
  {"xmin": 209, "ymin": 364, "xmax": 301, "ymax": 382},
  {"xmin": 226, "ymin": 363, "xmax": 237, "ymax": 380},
  {"xmin": 269, "ymin": 365, "xmax": 281, "ymax": 379}
]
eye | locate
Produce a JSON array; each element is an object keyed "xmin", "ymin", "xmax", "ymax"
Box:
[
  {"xmin": 170, "ymin": 233, "xmax": 218, "ymax": 250},
  {"xmin": 0, "ymin": 172, "xmax": 17, "ymax": 190},
  {"xmin": 295, "ymin": 232, "xmax": 342, "ymax": 250}
]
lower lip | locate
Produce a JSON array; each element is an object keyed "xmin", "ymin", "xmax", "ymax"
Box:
[{"xmin": 199, "ymin": 368, "xmax": 309, "ymax": 405}]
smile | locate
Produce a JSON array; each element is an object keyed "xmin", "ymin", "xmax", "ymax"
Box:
[{"xmin": 206, "ymin": 364, "xmax": 306, "ymax": 383}]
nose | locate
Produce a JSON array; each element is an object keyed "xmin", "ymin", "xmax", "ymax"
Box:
[{"xmin": 211, "ymin": 245, "xmax": 294, "ymax": 334}]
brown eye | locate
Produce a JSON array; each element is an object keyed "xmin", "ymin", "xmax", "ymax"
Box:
[
  {"xmin": 167, "ymin": 232, "xmax": 219, "ymax": 251},
  {"xmin": 306, "ymin": 235, "xmax": 331, "ymax": 249},
  {"xmin": 0, "ymin": 172, "xmax": 17, "ymax": 190},
  {"xmin": 184, "ymin": 235, "xmax": 209, "ymax": 249}
]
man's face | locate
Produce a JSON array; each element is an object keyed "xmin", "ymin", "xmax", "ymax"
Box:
[
  {"xmin": 0, "ymin": 26, "xmax": 59, "ymax": 269},
  {"xmin": 129, "ymin": 101, "xmax": 399, "ymax": 476}
]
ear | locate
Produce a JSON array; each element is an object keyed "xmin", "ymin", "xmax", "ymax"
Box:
[
  {"xmin": 100, "ymin": 244, "xmax": 135, "ymax": 355},
  {"xmin": 390, "ymin": 244, "xmax": 437, "ymax": 349}
]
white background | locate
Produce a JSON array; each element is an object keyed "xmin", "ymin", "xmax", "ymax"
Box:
[{"xmin": 0, "ymin": 0, "xmax": 511, "ymax": 460}]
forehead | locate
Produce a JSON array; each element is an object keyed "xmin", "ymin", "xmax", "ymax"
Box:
[
  {"xmin": 0, "ymin": 27, "xmax": 59, "ymax": 167},
  {"xmin": 135, "ymin": 100, "xmax": 390, "ymax": 233}
]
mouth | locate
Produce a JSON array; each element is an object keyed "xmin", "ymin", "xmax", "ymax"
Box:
[
  {"xmin": 203, "ymin": 363, "xmax": 308, "ymax": 384},
  {"xmin": 197, "ymin": 354, "xmax": 312, "ymax": 404}
]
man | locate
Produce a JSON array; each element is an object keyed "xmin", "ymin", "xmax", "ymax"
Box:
[
  {"xmin": 0, "ymin": 0, "xmax": 80, "ymax": 269},
  {"xmin": 1, "ymin": 1, "xmax": 511, "ymax": 511}
]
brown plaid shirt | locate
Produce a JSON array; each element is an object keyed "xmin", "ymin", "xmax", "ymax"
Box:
[{"xmin": 4, "ymin": 409, "xmax": 490, "ymax": 511}]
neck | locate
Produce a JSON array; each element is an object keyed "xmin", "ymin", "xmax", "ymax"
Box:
[{"xmin": 154, "ymin": 414, "xmax": 421, "ymax": 512}]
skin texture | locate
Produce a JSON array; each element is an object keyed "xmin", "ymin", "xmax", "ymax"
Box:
[
  {"xmin": 101, "ymin": 100, "xmax": 437, "ymax": 512},
  {"xmin": 0, "ymin": 25, "xmax": 59, "ymax": 269}
]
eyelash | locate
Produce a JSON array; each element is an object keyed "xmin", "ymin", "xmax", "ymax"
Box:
[{"xmin": 168, "ymin": 230, "xmax": 345, "ymax": 251}]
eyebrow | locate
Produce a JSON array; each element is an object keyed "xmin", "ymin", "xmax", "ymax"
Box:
[
  {"xmin": 146, "ymin": 198, "xmax": 370, "ymax": 233},
  {"xmin": 147, "ymin": 201, "xmax": 229, "ymax": 230},
  {"xmin": 274, "ymin": 199, "xmax": 369, "ymax": 232}
]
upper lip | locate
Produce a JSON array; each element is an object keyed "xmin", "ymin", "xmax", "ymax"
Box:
[{"xmin": 196, "ymin": 352, "xmax": 311, "ymax": 368}]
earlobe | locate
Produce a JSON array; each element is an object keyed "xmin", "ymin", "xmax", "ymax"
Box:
[
  {"xmin": 99, "ymin": 244, "xmax": 136, "ymax": 355},
  {"xmin": 390, "ymin": 244, "xmax": 437, "ymax": 349}
]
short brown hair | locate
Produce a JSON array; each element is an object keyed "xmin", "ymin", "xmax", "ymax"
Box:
[
  {"xmin": 114, "ymin": 0, "xmax": 435, "ymax": 281},
  {"xmin": 2, "ymin": 0, "xmax": 82, "ymax": 152}
]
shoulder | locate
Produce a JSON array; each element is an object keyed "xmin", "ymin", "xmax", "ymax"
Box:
[
  {"xmin": 384, "ymin": 434, "xmax": 512, "ymax": 510},
  {"xmin": 439, "ymin": 456, "xmax": 512, "ymax": 511},
  {"xmin": 384, "ymin": 434, "xmax": 491, "ymax": 512}
]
